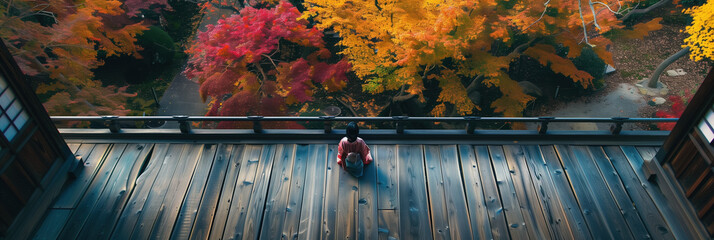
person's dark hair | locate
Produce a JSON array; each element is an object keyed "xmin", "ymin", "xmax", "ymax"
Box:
[{"xmin": 346, "ymin": 121, "xmax": 359, "ymax": 142}]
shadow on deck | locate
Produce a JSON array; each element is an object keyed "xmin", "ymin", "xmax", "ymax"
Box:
[{"xmin": 33, "ymin": 142, "xmax": 689, "ymax": 239}]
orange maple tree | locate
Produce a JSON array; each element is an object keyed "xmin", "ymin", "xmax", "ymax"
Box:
[
  {"xmin": 302, "ymin": 0, "xmax": 662, "ymax": 118},
  {"xmin": 0, "ymin": 0, "xmax": 168, "ymax": 115}
]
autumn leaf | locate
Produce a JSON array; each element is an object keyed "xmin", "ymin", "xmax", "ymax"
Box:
[
  {"xmin": 524, "ymin": 44, "xmax": 594, "ymax": 88},
  {"xmin": 185, "ymin": 1, "xmax": 352, "ymax": 118},
  {"xmin": 683, "ymin": 1, "xmax": 714, "ymax": 61},
  {"xmin": 622, "ymin": 17, "xmax": 663, "ymax": 40}
]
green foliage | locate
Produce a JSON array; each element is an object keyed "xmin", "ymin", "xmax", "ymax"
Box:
[
  {"xmin": 164, "ymin": 0, "xmax": 201, "ymax": 44},
  {"xmin": 572, "ymin": 47, "xmax": 606, "ymax": 83},
  {"xmin": 137, "ymin": 26, "xmax": 176, "ymax": 66}
]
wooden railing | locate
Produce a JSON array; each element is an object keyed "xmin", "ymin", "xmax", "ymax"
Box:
[{"xmin": 51, "ymin": 115, "xmax": 677, "ymax": 134}]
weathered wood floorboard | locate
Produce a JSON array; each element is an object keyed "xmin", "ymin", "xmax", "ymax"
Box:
[
  {"xmin": 358, "ymin": 145, "xmax": 378, "ymax": 239},
  {"xmin": 424, "ymin": 145, "xmax": 450, "ymax": 240},
  {"xmin": 565, "ymin": 145, "xmax": 633, "ymax": 239},
  {"xmin": 110, "ymin": 143, "xmax": 171, "ymax": 240},
  {"xmin": 617, "ymin": 146, "xmax": 702, "ymax": 239},
  {"xmin": 259, "ymin": 144, "xmax": 297, "ymax": 240},
  {"xmin": 320, "ymin": 145, "xmax": 340, "ymax": 240},
  {"xmin": 190, "ymin": 144, "xmax": 239, "ymax": 240},
  {"xmin": 521, "ymin": 145, "xmax": 581, "ymax": 240},
  {"xmin": 553, "ymin": 145, "xmax": 614, "ymax": 239},
  {"xmin": 282, "ymin": 144, "xmax": 310, "ymax": 239},
  {"xmin": 53, "ymin": 143, "xmax": 111, "ymax": 209},
  {"xmin": 35, "ymin": 143, "xmax": 679, "ymax": 240},
  {"xmin": 537, "ymin": 145, "xmax": 592, "ymax": 240},
  {"xmin": 170, "ymin": 144, "xmax": 218, "ymax": 240},
  {"xmin": 217, "ymin": 145, "xmax": 263, "ymax": 240},
  {"xmin": 587, "ymin": 146, "xmax": 651, "ymax": 239},
  {"xmin": 297, "ymin": 144, "xmax": 328, "ymax": 240},
  {"xmin": 241, "ymin": 144, "xmax": 277, "ymax": 240},
  {"xmin": 398, "ymin": 145, "xmax": 432, "ymax": 239},
  {"xmin": 335, "ymin": 147, "xmax": 359, "ymax": 240},
  {"xmin": 58, "ymin": 143, "xmax": 128, "ymax": 240},
  {"xmin": 375, "ymin": 145, "xmax": 400, "ymax": 240},
  {"xmin": 489, "ymin": 145, "xmax": 529, "ymax": 239},
  {"xmin": 439, "ymin": 145, "xmax": 473, "ymax": 239},
  {"xmin": 458, "ymin": 145, "xmax": 494, "ymax": 240},
  {"xmin": 502, "ymin": 145, "xmax": 551, "ymax": 239},
  {"xmin": 133, "ymin": 144, "xmax": 202, "ymax": 240}
]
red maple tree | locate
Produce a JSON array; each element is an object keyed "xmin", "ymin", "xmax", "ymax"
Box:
[{"xmin": 185, "ymin": 1, "xmax": 351, "ymax": 128}]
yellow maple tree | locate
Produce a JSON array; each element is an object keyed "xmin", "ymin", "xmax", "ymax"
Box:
[
  {"xmin": 302, "ymin": 0, "xmax": 646, "ymax": 117},
  {"xmin": 683, "ymin": 0, "xmax": 714, "ymax": 61}
]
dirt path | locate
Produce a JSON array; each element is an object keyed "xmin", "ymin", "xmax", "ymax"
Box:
[{"xmin": 527, "ymin": 23, "xmax": 711, "ymax": 130}]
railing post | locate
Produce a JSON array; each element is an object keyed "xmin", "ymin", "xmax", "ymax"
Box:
[
  {"xmin": 539, "ymin": 117, "xmax": 554, "ymax": 134},
  {"xmin": 465, "ymin": 116, "xmax": 480, "ymax": 134},
  {"xmin": 173, "ymin": 115, "xmax": 190, "ymax": 133},
  {"xmin": 248, "ymin": 116, "xmax": 263, "ymax": 133},
  {"xmin": 320, "ymin": 116, "xmax": 334, "ymax": 133},
  {"xmin": 610, "ymin": 117, "xmax": 628, "ymax": 134},
  {"xmin": 103, "ymin": 116, "xmax": 120, "ymax": 133},
  {"xmin": 393, "ymin": 116, "xmax": 408, "ymax": 134}
]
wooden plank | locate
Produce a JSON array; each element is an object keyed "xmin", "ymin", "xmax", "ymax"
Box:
[
  {"xmin": 568, "ymin": 146, "xmax": 634, "ymax": 239},
  {"xmin": 215, "ymin": 145, "xmax": 263, "ymax": 240},
  {"xmin": 170, "ymin": 144, "xmax": 219, "ymax": 240},
  {"xmin": 620, "ymin": 146, "xmax": 704, "ymax": 239},
  {"xmin": 691, "ymin": 174, "xmax": 714, "ymax": 217},
  {"xmin": 190, "ymin": 144, "xmax": 239, "ymax": 240},
  {"xmin": 398, "ymin": 145, "xmax": 432, "ymax": 239},
  {"xmin": 58, "ymin": 144, "xmax": 129, "ymax": 239},
  {"xmin": 282, "ymin": 144, "xmax": 310, "ymax": 239},
  {"xmin": 357, "ymin": 144, "xmax": 378, "ymax": 240},
  {"xmin": 458, "ymin": 145, "xmax": 494, "ymax": 240},
  {"xmin": 77, "ymin": 144, "xmax": 153, "ymax": 240},
  {"xmin": 538, "ymin": 145, "xmax": 593, "ymax": 239},
  {"xmin": 488, "ymin": 145, "xmax": 529, "ymax": 239},
  {"xmin": 601, "ymin": 146, "xmax": 674, "ymax": 240},
  {"xmin": 31, "ymin": 209, "xmax": 71, "ymax": 240},
  {"xmin": 53, "ymin": 143, "xmax": 111, "ymax": 208},
  {"xmin": 131, "ymin": 144, "xmax": 202, "ymax": 240},
  {"xmin": 523, "ymin": 145, "xmax": 589, "ymax": 240},
  {"xmin": 553, "ymin": 145, "xmax": 621, "ymax": 239},
  {"xmin": 209, "ymin": 145, "xmax": 253, "ymax": 240},
  {"xmin": 241, "ymin": 144, "xmax": 278, "ymax": 240},
  {"xmin": 423, "ymin": 145, "xmax": 450, "ymax": 240},
  {"xmin": 150, "ymin": 144, "xmax": 208, "ymax": 239},
  {"xmin": 376, "ymin": 145, "xmax": 398, "ymax": 210},
  {"xmin": 439, "ymin": 145, "xmax": 472, "ymax": 239},
  {"xmin": 378, "ymin": 209, "xmax": 399, "ymax": 240},
  {"xmin": 635, "ymin": 146, "xmax": 709, "ymax": 239},
  {"xmin": 30, "ymin": 143, "xmax": 96, "ymax": 238},
  {"xmin": 503, "ymin": 145, "xmax": 551, "ymax": 239},
  {"xmin": 588, "ymin": 146, "xmax": 651, "ymax": 239},
  {"xmin": 374, "ymin": 145, "xmax": 400, "ymax": 240},
  {"xmin": 473, "ymin": 145, "xmax": 509, "ymax": 239},
  {"xmin": 116, "ymin": 144, "xmax": 189, "ymax": 239},
  {"xmin": 258, "ymin": 144, "xmax": 297, "ymax": 240},
  {"xmin": 335, "ymin": 147, "xmax": 359, "ymax": 240},
  {"xmin": 297, "ymin": 144, "xmax": 328, "ymax": 240},
  {"xmin": 111, "ymin": 143, "xmax": 172, "ymax": 239},
  {"xmin": 320, "ymin": 145, "xmax": 340, "ymax": 240}
]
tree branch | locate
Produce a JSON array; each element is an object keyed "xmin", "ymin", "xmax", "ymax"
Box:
[
  {"xmin": 336, "ymin": 95, "xmax": 359, "ymax": 117},
  {"xmin": 620, "ymin": 0, "xmax": 669, "ymax": 21}
]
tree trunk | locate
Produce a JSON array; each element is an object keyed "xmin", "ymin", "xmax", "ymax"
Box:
[{"xmin": 648, "ymin": 46, "xmax": 690, "ymax": 88}]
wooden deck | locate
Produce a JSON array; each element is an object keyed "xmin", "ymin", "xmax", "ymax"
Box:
[{"xmin": 32, "ymin": 142, "xmax": 684, "ymax": 239}]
